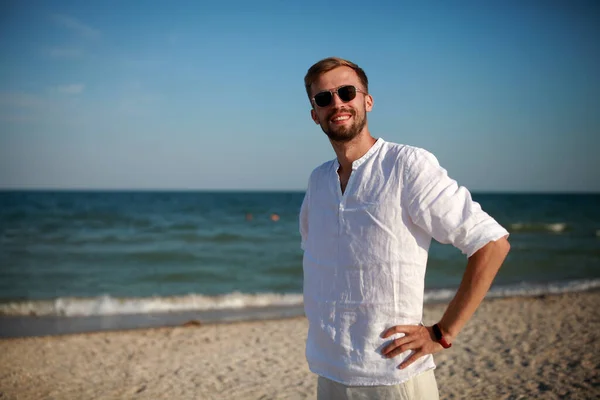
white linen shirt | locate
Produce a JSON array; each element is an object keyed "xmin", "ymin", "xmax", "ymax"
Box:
[{"xmin": 299, "ymin": 138, "xmax": 509, "ymax": 386}]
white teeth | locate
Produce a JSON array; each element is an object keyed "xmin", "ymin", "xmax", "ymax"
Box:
[{"xmin": 333, "ymin": 115, "xmax": 350, "ymax": 121}]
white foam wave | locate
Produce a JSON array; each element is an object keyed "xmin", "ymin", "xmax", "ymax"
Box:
[
  {"xmin": 0, "ymin": 292, "xmax": 304, "ymax": 317},
  {"xmin": 488, "ymin": 279, "xmax": 600, "ymax": 298},
  {"xmin": 2, "ymin": 279, "xmax": 599, "ymax": 317},
  {"xmin": 509, "ymin": 222, "xmax": 568, "ymax": 233},
  {"xmin": 424, "ymin": 279, "xmax": 600, "ymax": 303}
]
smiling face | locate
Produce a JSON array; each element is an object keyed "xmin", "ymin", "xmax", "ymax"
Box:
[{"xmin": 309, "ymin": 66, "xmax": 373, "ymax": 143}]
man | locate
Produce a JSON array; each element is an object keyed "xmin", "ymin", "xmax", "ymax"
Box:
[{"xmin": 299, "ymin": 57, "xmax": 510, "ymax": 399}]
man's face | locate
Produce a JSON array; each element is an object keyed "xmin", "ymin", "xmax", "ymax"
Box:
[{"xmin": 310, "ymin": 66, "xmax": 373, "ymax": 143}]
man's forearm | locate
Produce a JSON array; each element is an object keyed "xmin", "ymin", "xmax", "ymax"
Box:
[{"xmin": 438, "ymin": 236, "xmax": 510, "ymax": 342}]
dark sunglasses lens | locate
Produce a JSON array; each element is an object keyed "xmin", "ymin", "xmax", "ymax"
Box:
[
  {"xmin": 314, "ymin": 92, "xmax": 332, "ymax": 107},
  {"xmin": 338, "ymin": 86, "xmax": 357, "ymax": 102}
]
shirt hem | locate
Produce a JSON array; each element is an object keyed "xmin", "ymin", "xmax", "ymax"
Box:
[{"xmin": 309, "ymin": 364, "xmax": 437, "ymax": 387}]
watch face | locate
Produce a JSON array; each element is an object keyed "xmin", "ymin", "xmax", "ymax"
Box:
[{"xmin": 433, "ymin": 324, "xmax": 443, "ymax": 340}]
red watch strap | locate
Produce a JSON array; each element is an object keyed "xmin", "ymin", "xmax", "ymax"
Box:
[
  {"xmin": 438, "ymin": 336, "xmax": 452, "ymax": 349},
  {"xmin": 432, "ymin": 323, "xmax": 452, "ymax": 349}
]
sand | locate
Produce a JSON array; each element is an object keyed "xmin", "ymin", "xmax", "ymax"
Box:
[{"xmin": 1, "ymin": 291, "xmax": 598, "ymax": 400}]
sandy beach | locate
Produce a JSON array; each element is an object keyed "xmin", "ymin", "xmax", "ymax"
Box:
[{"xmin": 1, "ymin": 290, "xmax": 598, "ymax": 400}]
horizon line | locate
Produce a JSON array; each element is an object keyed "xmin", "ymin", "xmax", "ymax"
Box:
[{"xmin": 0, "ymin": 188, "xmax": 599, "ymax": 195}]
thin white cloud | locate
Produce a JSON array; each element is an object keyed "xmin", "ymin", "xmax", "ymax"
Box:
[
  {"xmin": 0, "ymin": 91, "xmax": 84, "ymax": 125},
  {"xmin": 51, "ymin": 14, "xmax": 100, "ymax": 39},
  {"xmin": 118, "ymin": 93, "xmax": 161, "ymax": 115},
  {"xmin": 45, "ymin": 47, "xmax": 84, "ymax": 59},
  {"xmin": 0, "ymin": 92, "xmax": 45, "ymax": 108},
  {"xmin": 56, "ymin": 84, "xmax": 85, "ymax": 95},
  {"xmin": 0, "ymin": 92, "xmax": 45, "ymax": 124},
  {"xmin": 0, "ymin": 114, "xmax": 38, "ymax": 123}
]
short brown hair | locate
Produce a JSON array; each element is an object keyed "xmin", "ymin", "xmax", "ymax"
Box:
[{"xmin": 304, "ymin": 57, "xmax": 369, "ymax": 101}]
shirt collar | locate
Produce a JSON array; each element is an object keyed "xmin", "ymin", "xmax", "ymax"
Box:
[{"xmin": 333, "ymin": 137, "xmax": 385, "ymax": 171}]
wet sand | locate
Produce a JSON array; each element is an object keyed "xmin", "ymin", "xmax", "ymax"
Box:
[{"xmin": 1, "ymin": 291, "xmax": 598, "ymax": 399}]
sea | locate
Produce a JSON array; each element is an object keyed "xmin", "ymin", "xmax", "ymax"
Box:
[{"xmin": 1, "ymin": 191, "xmax": 599, "ymax": 337}]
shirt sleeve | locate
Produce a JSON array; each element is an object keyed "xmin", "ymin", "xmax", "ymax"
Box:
[
  {"xmin": 403, "ymin": 147, "xmax": 509, "ymax": 257},
  {"xmin": 299, "ymin": 180, "xmax": 311, "ymax": 251}
]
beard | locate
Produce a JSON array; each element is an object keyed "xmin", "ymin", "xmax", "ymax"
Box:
[{"xmin": 320, "ymin": 107, "xmax": 367, "ymax": 143}]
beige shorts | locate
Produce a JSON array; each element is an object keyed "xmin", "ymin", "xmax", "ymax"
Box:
[{"xmin": 317, "ymin": 369, "xmax": 440, "ymax": 400}]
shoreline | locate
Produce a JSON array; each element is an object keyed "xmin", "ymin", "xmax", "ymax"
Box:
[
  {"xmin": 1, "ymin": 280, "xmax": 598, "ymax": 339},
  {"xmin": 1, "ymin": 290, "xmax": 599, "ymax": 399},
  {"xmin": 0, "ymin": 304, "xmax": 307, "ymax": 339}
]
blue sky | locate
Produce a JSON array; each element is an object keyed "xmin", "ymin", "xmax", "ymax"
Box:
[{"xmin": 1, "ymin": 0, "xmax": 598, "ymax": 192}]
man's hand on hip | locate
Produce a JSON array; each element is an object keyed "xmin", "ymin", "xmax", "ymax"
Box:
[{"xmin": 380, "ymin": 325, "xmax": 444, "ymax": 369}]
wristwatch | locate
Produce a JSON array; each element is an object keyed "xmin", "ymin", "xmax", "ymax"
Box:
[{"xmin": 432, "ymin": 323, "xmax": 452, "ymax": 349}]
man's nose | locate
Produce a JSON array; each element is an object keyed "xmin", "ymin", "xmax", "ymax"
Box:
[{"xmin": 330, "ymin": 92, "xmax": 345, "ymax": 107}]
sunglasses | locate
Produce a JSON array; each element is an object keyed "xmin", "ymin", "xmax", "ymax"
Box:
[{"xmin": 312, "ymin": 85, "xmax": 366, "ymax": 108}]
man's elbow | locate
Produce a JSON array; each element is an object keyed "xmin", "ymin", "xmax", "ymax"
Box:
[
  {"xmin": 470, "ymin": 235, "xmax": 510, "ymax": 264},
  {"xmin": 491, "ymin": 235, "xmax": 511, "ymax": 266},
  {"xmin": 497, "ymin": 235, "xmax": 511, "ymax": 257}
]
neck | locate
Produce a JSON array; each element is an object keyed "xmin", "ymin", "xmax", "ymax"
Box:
[{"xmin": 330, "ymin": 130, "xmax": 377, "ymax": 171}]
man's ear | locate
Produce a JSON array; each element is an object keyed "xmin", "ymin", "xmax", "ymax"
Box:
[
  {"xmin": 365, "ymin": 94, "xmax": 374, "ymax": 112},
  {"xmin": 311, "ymin": 108, "xmax": 320, "ymax": 124}
]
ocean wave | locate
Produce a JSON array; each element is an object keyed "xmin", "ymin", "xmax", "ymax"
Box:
[
  {"xmin": 1, "ymin": 279, "xmax": 598, "ymax": 318},
  {"xmin": 425, "ymin": 279, "xmax": 600, "ymax": 303},
  {"xmin": 0, "ymin": 292, "xmax": 304, "ymax": 317},
  {"xmin": 509, "ymin": 222, "xmax": 568, "ymax": 233}
]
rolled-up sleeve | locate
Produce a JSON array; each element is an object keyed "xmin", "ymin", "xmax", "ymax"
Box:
[
  {"xmin": 299, "ymin": 183, "xmax": 310, "ymax": 251},
  {"xmin": 403, "ymin": 148, "xmax": 509, "ymax": 257}
]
